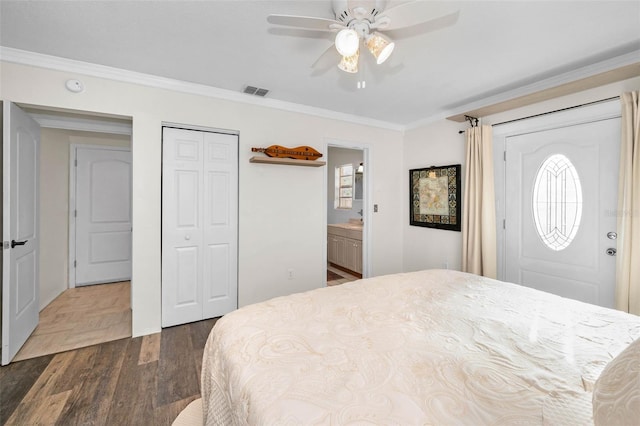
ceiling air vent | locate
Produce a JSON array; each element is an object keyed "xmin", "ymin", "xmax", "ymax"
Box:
[{"xmin": 243, "ymin": 85, "xmax": 269, "ymax": 97}]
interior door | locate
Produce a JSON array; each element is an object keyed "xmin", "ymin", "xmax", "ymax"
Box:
[
  {"xmin": 2, "ymin": 102, "xmax": 40, "ymax": 365},
  {"xmin": 201, "ymin": 131, "xmax": 238, "ymax": 319},
  {"xmin": 162, "ymin": 127, "xmax": 238, "ymax": 327},
  {"xmin": 505, "ymin": 117, "xmax": 620, "ymax": 308},
  {"xmin": 74, "ymin": 146, "xmax": 132, "ymax": 286}
]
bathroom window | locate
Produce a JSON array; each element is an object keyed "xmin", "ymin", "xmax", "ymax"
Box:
[{"xmin": 335, "ymin": 164, "xmax": 353, "ymax": 209}]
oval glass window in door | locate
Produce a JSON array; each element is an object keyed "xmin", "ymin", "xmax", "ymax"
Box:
[{"xmin": 532, "ymin": 154, "xmax": 583, "ymax": 251}]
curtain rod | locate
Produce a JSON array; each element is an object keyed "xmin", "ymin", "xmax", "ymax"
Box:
[
  {"xmin": 492, "ymin": 96, "xmax": 620, "ymax": 127},
  {"xmin": 457, "ymin": 96, "xmax": 620, "ymax": 134}
]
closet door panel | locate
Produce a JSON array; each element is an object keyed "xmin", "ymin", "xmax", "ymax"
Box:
[
  {"xmin": 161, "ymin": 128, "xmax": 204, "ymax": 327},
  {"xmin": 162, "ymin": 128, "xmax": 238, "ymax": 327},
  {"xmin": 203, "ymin": 132, "xmax": 238, "ymax": 318}
]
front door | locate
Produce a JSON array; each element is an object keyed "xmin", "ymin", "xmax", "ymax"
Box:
[
  {"xmin": 504, "ymin": 114, "xmax": 620, "ymax": 308},
  {"xmin": 2, "ymin": 102, "xmax": 40, "ymax": 365},
  {"xmin": 73, "ymin": 146, "xmax": 132, "ymax": 286}
]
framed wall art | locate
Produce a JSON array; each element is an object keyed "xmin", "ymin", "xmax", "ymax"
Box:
[{"xmin": 409, "ymin": 164, "xmax": 461, "ymax": 231}]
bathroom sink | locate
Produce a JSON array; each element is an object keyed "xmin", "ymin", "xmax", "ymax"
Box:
[{"xmin": 329, "ymin": 221, "xmax": 363, "ymax": 230}]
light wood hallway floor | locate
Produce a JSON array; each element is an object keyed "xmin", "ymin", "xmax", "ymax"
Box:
[{"xmin": 13, "ymin": 281, "xmax": 131, "ymax": 362}]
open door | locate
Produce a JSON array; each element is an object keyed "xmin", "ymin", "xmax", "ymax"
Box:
[{"xmin": 2, "ymin": 102, "xmax": 40, "ymax": 365}]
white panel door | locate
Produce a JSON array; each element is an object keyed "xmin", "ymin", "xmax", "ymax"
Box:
[
  {"xmin": 162, "ymin": 127, "xmax": 238, "ymax": 327},
  {"xmin": 162, "ymin": 128, "xmax": 203, "ymax": 327},
  {"xmin": 2, "ymin": 102, "xmax": 40, "ymax": 365},
  {"xmin": 74, "ymin": 146, "xmax": 132, "ymax": 286},
  {"xmin": 505, "ymin": 117, "xmax": 620, "ymax": 308},
  {"xmin": 202, "ymin": 132, "xmax": 238, "ymax": 319}
]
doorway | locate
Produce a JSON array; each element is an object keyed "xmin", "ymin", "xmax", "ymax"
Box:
[
  {"xmin": 325, "ymin": 142, "xmax": 372, "ymax": 286},
  {"xmin": 494, "ymin": 99, "xmax": 621, "ymax": 308},
  {"xmin": 2, "ymin": 103, "xmax": 133, "ymax": 363}
]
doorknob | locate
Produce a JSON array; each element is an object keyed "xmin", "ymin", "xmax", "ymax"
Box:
[
  {"xmin": 11, "ymin": 239, "xmax": 28, "ymax": 248},
  {"xmin": 606, "ymin": 248, "xmax": 617, "ymax": 256}
]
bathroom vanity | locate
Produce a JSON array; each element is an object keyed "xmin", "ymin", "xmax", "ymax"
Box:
[{"xmin": 327, "ymin": 221, "xmax": 362, "ymax": 277}]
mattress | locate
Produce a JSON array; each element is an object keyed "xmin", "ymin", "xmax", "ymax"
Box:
[{"xmin": 201, "ymin": 269, "xmax": 640, "ymax": 425}]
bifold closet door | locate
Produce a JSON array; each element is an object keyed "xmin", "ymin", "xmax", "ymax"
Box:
[{"xmin": 161, "ymin": 127, "xmax": 238, "ymax": 327}]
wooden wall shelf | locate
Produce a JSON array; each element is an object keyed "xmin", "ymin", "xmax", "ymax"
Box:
[{"xmin": 249, "ymin": 156, "xmax": 326, "ymax": 167}]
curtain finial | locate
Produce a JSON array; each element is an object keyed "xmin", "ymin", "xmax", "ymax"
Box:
[
  {"xmin": 458, "ymin": 115, "xmax": 480, "ymax": 134},
  {"xmin": 464, "ymin": 115, "xmax": 479, "ymax": 128}
]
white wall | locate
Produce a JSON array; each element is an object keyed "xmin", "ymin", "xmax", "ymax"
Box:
[
  {"xmin": 327, "ymin": 146, "xmax": 364, "ymax": 225},
  {"xmin": 403, "ymin": 76, "xmax": 640, "ymax": 273},
  {"xmin": 403, "ymin": 119, "xmax": 466, "ymax": 272},
  {"xmin": 0, "ymin": 61, "xmax": 404, "ymax": 337},
  {"xmin": 39, "ymin": 128, "xmax": 130, "ymax": 309}
]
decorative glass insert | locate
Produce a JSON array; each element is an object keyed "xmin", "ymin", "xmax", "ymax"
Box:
[
  {"xmin": 334, "ymin": 164, "xmax": 353, "ymax": 209},
  {"xmin": 532, "ymin": 154, "xmax": 583, "ymax": 251}
]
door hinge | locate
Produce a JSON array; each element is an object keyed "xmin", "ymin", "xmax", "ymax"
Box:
[
  {"xmin": 503, "ymin": 151, "xmax": 506, "ymax": 161},
  {"xmin": 74, "ymin": 210, "xmax": 77, "ymax": 218},
  {"xmin": 503, "ymin": 219, "xmax": 506, "ymax": 229},
  {"xmin": 74, "ymin": 159, "xmax": 78, "ymax": 167},
  {"xmin": 74, "ymin": 260, "xmax": 77, "ymax": 268}
]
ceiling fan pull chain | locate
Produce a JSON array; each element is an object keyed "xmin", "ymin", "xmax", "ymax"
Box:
[{"xmin": 357, "ymin": 59, "xmax": 366, "ymax": 89}]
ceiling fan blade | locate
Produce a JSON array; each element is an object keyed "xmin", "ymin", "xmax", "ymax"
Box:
[
  {"xmin": 267, "ymin": 14, "xmax": 345, "ymax": 31},
  {"xmin": 376, "ymin": 1, "xmax": 459, "ymax": 31},
  {"xmin": 268, "ymin": 27, "xmax": 336, "ymax": 41},
  {"xmin": 385, "ymin": 11, "xmax": 460, "ymax": 40},
  {"xmin": 311, "ymin": 44, "xmax": 339, "ymax": 76}
]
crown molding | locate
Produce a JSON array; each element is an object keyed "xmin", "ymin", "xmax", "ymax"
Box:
[
  {"xmin": 404, "ymin": 49, "xmax": 640, "ymax": 130},
  {"xmin": 4, "ymin": 46, "xmax": 636, "ymax": 134},
  {"xmin": 28, "ymin": 112, "xmax": 132, "ymax": 135},
  {"xmin": 0, "ymin": 47, "xmax": 404, "ymax": 132}
]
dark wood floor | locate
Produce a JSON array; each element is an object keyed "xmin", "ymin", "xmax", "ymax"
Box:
[{"xmin": 0, "ymin": 318, "xmax": 218, "ymax": 426}]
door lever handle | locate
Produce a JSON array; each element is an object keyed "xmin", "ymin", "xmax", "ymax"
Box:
[{"xmin": 11, "ymin": 239, "xmax": 28, "ymax": 248}]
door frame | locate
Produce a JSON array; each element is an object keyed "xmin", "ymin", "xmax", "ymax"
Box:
[
  {"xmin": 323, "ymin": 138, "xmax": 373, "ymax": 279},
  {"xmin": 68, "ymin": 144, "xmax": 132, "ymax": 288},
  {"xmin": 493, "ymin": 99, "xmax": 621, "ymax": 280}
]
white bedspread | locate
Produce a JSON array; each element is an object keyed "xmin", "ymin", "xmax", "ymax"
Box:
[{"xmin": 201, "ymin": 270, "xmax": 640, "ymax": 425}]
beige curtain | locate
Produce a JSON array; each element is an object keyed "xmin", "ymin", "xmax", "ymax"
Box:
[
  {"xmin": 616, "ymin": 91, "xmax": 640, "ymax": 315},
  {"xmin": 462, "ymin": 125, "xmax": 497, "ymax": 279}
]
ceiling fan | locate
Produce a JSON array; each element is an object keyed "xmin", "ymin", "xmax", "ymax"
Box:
[{"xmin": 267, "ymin": 0, "xmax": 459, "ymax": 74}]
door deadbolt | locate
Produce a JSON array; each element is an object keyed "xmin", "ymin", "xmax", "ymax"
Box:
[
  {"xmin": 606, "ymin": 248, "xmax": 617, "ymax": 256},
  {"xmin": 607, "ymin": 232, "xmax": 617, "ymax": 240}
]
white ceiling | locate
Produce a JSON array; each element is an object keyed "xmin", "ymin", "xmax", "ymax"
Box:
[{"xmin": 1, "ymin": 1, "xmax": 639, "ymax": 127}]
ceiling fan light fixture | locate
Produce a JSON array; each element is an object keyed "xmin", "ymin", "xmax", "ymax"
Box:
[
  {"xmin": 335, "ymin": 28, "xmax": 360, "ymax": 57},
  {"xmin": 338, "ymin": 49, "xmax": 359, "ymax": 73},
  {"xmin": 366, "ymin": 32, "xmax": 395, "ymax": 64}
]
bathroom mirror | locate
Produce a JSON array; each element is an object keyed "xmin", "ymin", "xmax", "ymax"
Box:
[{"xmin": 354, "ymin": 167, "xmax": 363, "ymax": 200}]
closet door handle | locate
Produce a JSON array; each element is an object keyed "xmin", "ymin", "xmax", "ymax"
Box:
[{"xmin": 11, "ymin": 239, "xmax": 28, "ymax": 248}]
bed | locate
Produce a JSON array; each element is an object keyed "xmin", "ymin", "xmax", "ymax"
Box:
[{"xmin": 201, "ymin": 269, "xmax": 640, "ymax": 425}]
